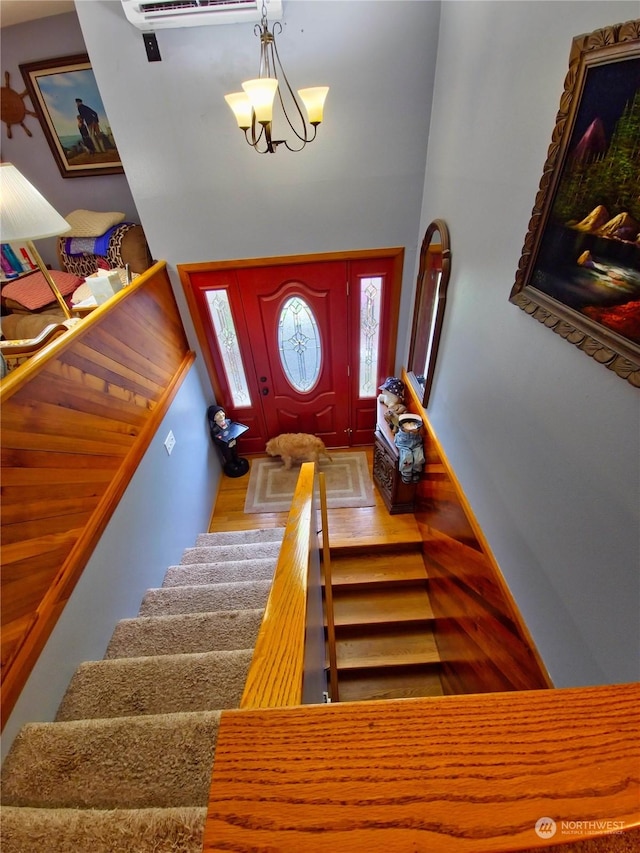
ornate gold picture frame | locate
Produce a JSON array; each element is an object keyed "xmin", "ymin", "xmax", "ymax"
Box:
[
  {"xmin": 509, "ymin": 20, "xmax": 640, "ymax": 387},
  {"xmin": 20, "ymin": 53, "xmax": 123, "ymax": 179}
]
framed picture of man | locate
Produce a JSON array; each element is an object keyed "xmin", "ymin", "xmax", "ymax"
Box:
[{"xmin": 20, "ymin": 53, "xmax": 124, "ymax": 178}]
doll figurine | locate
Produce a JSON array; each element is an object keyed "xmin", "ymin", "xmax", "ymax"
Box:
[
  {"xmin": 394, "ymin": 413, "xmax": 425, "ymax": 484},
  {"xmin": 210, "ymin": 406, "xmax": 231, "ymax": 438},
  {"xmin": 207, "ymin": 405, "xmax": 249, "ymax": 477},
  {"xmin": 377, "ymin": 376, "xmax": 408, "ymax": 416}
]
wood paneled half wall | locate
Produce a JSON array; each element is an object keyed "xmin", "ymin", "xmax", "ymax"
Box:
[
  {"xmin": 0, "ymin": 262, "xmax": 195, "ymax": 727},
  {"xmin": 402, "ymin": 370, "xmax": 552, "ymax": 693}
]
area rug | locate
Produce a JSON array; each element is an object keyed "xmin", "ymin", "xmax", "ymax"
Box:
[{"xmin": 244, "ymin": 452, "xmax": 375, "ymax": 513}]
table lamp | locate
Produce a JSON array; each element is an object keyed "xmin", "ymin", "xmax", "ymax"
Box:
[{"xmin": 0, "ymin": 162, "xmax": 72, "ymax": 319}]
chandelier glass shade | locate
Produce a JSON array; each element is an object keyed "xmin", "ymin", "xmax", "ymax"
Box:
[{"xmin": 225, "ymin": 4, "xmax": 328, "ymax": 154}]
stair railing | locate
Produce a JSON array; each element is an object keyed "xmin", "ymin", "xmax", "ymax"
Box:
[
  {"xmin": 207, "ymin": 453, "xmax": 639, "ymax": 851},
  {"xmin": 240, "ymin": 461, "xmax": 327, "ymax": 708},
  {"xmin": 318, "ymin": 471, "xmax": 339, "ymax": 702}
]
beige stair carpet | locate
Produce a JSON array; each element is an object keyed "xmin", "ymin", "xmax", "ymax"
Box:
[
  {"xmin": 1, "ymin": 711, "xmax": 221, "ymax": 809},
  {"xmin": 179, "ymin": 540, "xmax": 282, "ymax": 565},
  {"xmin": 139, "ymin": 578, "xmax": 272, "ymax": 617},
  {"xmin": 105, "ymin": 608, "xmax": 264, "ymax": 658},
  {"xmin": 162, "ymin": 556, "xmax": 276, "ymax": 587},
  {"xmin": 195, "ymin": 527, "xmax": 284, "ymax": 546},
  {"xmin": 55, "ymin": 649, "xmax": 254, "ymax": 721},
  {"xmin": 0, "ymin": 806, "xmax": 207, "ymax": 853},
  {"xmin": 0, "ymin": 527, "xmax": 285, "ymax": 853}
]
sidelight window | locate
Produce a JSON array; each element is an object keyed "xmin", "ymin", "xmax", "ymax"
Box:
[
  {"xmin": 358, "ymin": 276, "xmax": 382, "ymax": 397},
  {"xmin": 206, "ymin": 289, "xmax": 251, "ymax": 407},
  {"xmin": 278, "ymin": 295, "xmax": 321, "ymax": 392}
]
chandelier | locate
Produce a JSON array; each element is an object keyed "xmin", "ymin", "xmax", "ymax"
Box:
[{"xmin": 224, "ymin": 3, "xmax": 328, "ymax": 154}]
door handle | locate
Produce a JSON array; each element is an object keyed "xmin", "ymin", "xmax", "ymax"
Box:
[{"xmin": 262, "ymin": 387, "xmax": 269, "ymax": 396}]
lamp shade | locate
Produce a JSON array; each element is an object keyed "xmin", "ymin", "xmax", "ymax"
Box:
[
  {"xmin": 298, "ymin": 87, "xmax": 329, "ymax": 125},
  {"xmin": 242, "ymin": 78, "xmax": 278, "ymax": 124},
  {"xmin": 0, "ymin": 163, "xmax": 71, "ymax": 241},
  {"xmin": 225, "ymin": 92, "xmax": 253, "ymax": 130}
]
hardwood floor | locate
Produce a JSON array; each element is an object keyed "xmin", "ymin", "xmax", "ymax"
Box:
[{"xmin": 208, "ymin": 446, "xmax": 422, "ymax": 549}]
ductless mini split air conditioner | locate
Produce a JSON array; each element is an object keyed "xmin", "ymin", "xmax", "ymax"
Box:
[{"xmin": 121, "ymin": 0, "xmax": 282, "ymax": 30}]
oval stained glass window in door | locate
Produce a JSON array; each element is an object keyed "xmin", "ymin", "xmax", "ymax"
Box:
[{"xmin": 278, "ymin": 295, "xmax": 322, "ymax": 392}]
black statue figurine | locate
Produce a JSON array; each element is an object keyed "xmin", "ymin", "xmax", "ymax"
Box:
[{"xmin": 207, "ymin": 405, "xmax": 249, "ymax": 477}]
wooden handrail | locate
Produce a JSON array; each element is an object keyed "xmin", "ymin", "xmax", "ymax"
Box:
[
  {"xmin": 240, "ymin": 461, "xmax": 318, "ymax": 709},
  {"xmin": 206, "ymin": 682, "xmax": 640, "ymax": 851},
  {"xmin": 0, "ymin": 264, "xmax": 157, "ymax": 403}
]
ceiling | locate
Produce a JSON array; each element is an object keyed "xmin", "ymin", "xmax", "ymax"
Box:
[{"xmin": 0, "ymin": 1, "xmax": 76, "ymax": 29}]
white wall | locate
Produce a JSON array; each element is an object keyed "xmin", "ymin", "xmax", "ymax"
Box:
[
  {"xmin": 74, "ymin": 0, "xmax": 441, "ymax": 367},
  {"xmin": 419, "ymin": 0, "xmax": 639, "ymax": 687}
]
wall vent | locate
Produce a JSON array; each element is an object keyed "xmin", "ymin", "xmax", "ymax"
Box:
[{"xmin": 121, "ymin": 0, "xmax": 282, "ymax": 30}]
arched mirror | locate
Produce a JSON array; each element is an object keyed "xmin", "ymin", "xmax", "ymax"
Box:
[{"xmin": 407, "ymin": 219, "xmax": 451, "ymax": 408}]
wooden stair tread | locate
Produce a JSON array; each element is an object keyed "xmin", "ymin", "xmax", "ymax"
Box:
[
  {"xmin": 327, "ymin": 514, "xmax": 422, "ymax": 550},
  {"xmin": 338, "ymin": 668, "xmax": 444, "ymax": 703},
  {"xmin": 331, "ymin": 587, "xmax": 433, "ymax": 626},
  {"xmin": 324, "ymin": 551, "xmax": 428, "ymax": 587},
  {"xmin": 336, "ymin": 628, "xmax": 440, "ymax": 669}
]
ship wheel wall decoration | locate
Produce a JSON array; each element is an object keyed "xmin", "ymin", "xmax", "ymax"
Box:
[{"xmin": 1, "ymin": 71, "xmax": 36, "ymax": 138}]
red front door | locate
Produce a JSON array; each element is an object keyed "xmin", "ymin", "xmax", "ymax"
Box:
[
  {"xmin": 180, "ymin": 252, "xmax": 402, "ymax": 454},
  {"xmin": 235, "ymin": 262, "xmax": 350, "ymax": 446}
]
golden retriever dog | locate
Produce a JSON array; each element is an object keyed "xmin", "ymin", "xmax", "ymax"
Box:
[{"xmin": 265, "ymin": 433, "xmax": 333, "ymax": 470}]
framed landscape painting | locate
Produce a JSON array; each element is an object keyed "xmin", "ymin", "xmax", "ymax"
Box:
[
  {"xmin": 20, "ymin": 53, "xmax": 123, "ymax": 178},
  {"xmin": 510, "ymin": 20, "xmax": 640, "ymax": 387}
]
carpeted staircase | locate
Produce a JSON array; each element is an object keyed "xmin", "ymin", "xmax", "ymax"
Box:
[{"xmin": 1, "ymin": 527, "xmax": 284, "ymax": 853}]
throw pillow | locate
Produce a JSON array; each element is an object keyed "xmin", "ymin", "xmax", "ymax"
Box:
[
  {"xmin": 1, "ymin": 270, "xmax": 84, "ymax": 311},
  {"xmin": 64, "ymin": 209, "xmax": 125, "ymax": 237}
]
